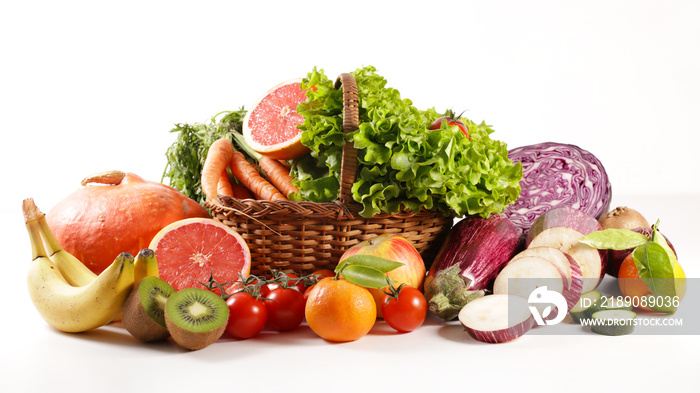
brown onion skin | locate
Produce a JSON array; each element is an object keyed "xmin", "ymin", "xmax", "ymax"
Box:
[
  {"xmin": 607, "ymin": 227, "xmax": 676, "ymax": 277},
  {"xmin": 599, "ymin": 206, "xmax": 650, "ymax": 231}
]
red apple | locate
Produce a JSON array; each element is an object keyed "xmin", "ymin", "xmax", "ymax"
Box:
[{"xmin": 340, "ymin": 234, "xmax": 426, "ymax": 318}]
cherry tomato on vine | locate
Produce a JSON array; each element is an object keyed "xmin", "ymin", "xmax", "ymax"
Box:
[
  {"xmin": 381, "ymin": 286, "xmax": 427, "ymax": 333},
  {"xmin": 301, "ymin": 269, "xmax": 334, "ymax": 301},
  {"xmin": 260, "ymin": 272, "xmax": 305, "ymax": 297},
  {"xmin": 225, "ymin": 276, "xmax": 261, "ymax": 296},
  {"xmin": 287, "ymin": 273, "xmax": 307, "ymax": 292},
  {"xmin": 303, "ymin": 285, "xmax": 315, "ymax": 301},
  {"xmin": 225, "ymin": 292, "xmax": 268, "ymax": 339},
  {"xmin": 429, "ymin": 110, "xmax": 469, "ymax": 139},
  {"xmin": 264, "ymin": 287, "xmax": 306, "ymax": 331}
]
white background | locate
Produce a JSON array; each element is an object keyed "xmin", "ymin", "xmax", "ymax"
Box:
[{"xmin": 2, "ymin": 1, "xmax": 699, "ymax": 392}]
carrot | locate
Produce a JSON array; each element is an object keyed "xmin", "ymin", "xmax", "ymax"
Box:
[
  {"xmin": 259, "ymin": 156, "xmax": 300, "ymax": 198},
  {"xmin": 229, "ymin": 150, "xmax": 287, "ymax": 201},
  {"xmin": 201, "ymin": 138, "xmax": 234, "ymax": 202},
  {"xmin": 217, "ymin": 167, "xmax": 255, "ymax": 200},
  {"xmin": 231, "ymin": 183, "xmax": 254, "ymax": 199},
  {"xmin": 217, "ymin": 169, "xmax": 234, "ymax": 198}
]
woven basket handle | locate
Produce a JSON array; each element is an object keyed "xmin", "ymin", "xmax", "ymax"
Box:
[{"xmin": 334, "ymin": 73, "xmax": 360, "ymax": 205}]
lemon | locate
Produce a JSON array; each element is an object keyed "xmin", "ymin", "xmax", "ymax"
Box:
[{"xmin": 672, "ymin": 260, "xmax": 686, "ymax": 302}]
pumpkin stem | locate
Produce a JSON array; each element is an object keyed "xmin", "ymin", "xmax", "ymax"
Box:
[{"xmin": 81, "ymin": 170, "xmax": 126, "ymax": 186}]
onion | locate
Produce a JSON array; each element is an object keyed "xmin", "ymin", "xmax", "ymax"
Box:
[{"xmin": 598, "ymin": 206, "xmax": 650, "ymax": 230}]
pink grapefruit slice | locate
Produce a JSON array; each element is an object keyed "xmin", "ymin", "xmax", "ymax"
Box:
[
  {"xmin": 149, "ymin": 217, "xmax": 251, "ymax": 292},
  {"xmin": 242, "ymin": 78, "xmax": 311, "ymax": 160}
]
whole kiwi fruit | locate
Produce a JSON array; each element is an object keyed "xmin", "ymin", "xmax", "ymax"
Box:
[
  {"xmin": 122, "ymin": 276, "xmax": 175, "ymax": 342},
  {"xmin": 164, "ymin": 288, "xmax": 229, "ymax": 351}
]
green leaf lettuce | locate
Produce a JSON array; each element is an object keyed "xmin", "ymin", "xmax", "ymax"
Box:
[{"xmin": 291, "ymin": 66, "xmax": 522, "ymax": 218}]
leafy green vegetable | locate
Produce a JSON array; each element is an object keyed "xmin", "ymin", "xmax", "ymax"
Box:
[
  {"xmin": 161, "ymin": 109, "xmax": 247, "ymax": 206},
  {"xmin": 292, "ymin": 66, "xmax": 522, "ymax": 218}
]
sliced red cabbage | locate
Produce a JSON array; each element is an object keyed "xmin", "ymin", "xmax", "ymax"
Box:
[{"xmin": 503, "ymin": 142, "xmax": 612, "ymax": 234}]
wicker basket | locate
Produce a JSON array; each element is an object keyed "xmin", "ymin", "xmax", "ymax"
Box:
[{"xmin": 206, "ymin": 73, "xmax": 454, "ymax": 277}]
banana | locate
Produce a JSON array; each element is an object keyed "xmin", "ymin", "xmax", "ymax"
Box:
[
  {"xmin": 115, "ymin": 248, "xmax": 159, "ymax": 322},
  {"xmin": 133, "ymin": 248, "xmax": 159, "ymax": 289},
  {"xmin": 24, "ymin": 199, "xmax": 135, "ymax": 332},
  {"xmin": 27, "ymin": 248, "xmax": 135, "ymax": 333},
  {"xmin": 23, "ymin": 199, "xmax": 97, "ymax": 286}
]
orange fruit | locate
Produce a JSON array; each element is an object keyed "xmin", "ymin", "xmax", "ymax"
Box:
[
  {"xmin": 242, "ymin": 79, "xmax": 311, "ymax": 160},
  {"xmin": 305, "ymin": 278, "xmax": 376, "ymax": 342},
  {"xmin": 618, "ymin": 253, "xmax": 686, "ymax": 311},
  {"xmin": 149, "ymin": 218, "xmax": 251, "ymax": 292},
  {"xmin": 618, "ymin": 254, "xmax": 653, "ymax": 311}
]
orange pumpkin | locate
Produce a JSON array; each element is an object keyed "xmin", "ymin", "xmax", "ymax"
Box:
[{"xmin": 47, "ymin": 170, "xmax": 210, "ymax": 274}]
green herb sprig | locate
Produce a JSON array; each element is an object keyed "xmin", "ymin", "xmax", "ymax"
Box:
[{"xmin": 161, "ymin": 109, "xmax": 247, "ymax": 207}]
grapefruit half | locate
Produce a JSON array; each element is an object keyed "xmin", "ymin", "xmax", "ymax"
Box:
[
  {"xmin": 243, "ymin": 78, "xmax": 311, "ymax": 160},
  {"xmin": 149, "ymin": 218, "xmax": 251, "ymax": 292}
]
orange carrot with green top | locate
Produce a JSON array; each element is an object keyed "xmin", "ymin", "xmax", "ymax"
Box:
[
  {"xmin": 217, "ymin": 169, "xmax": 234, "ymax": 198},
  {"xmin": 231, "ymin": 183, "xmax": 254, "ymax": 199},
  {"xmin": 201, "ymin": 138, "xmax": 234, "ymax": 202},
  {"xmin": 259, "ymin": 156, "xmax": 300, "ymax": 198},
  {"xmin": 229, "ymin": 150, "xmax": 287, "ymax": 201}
]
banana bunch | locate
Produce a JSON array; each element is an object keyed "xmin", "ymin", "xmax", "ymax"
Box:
[{"xmin": 23, "ymin": 198, "xmax": 158, "ymax": 333}]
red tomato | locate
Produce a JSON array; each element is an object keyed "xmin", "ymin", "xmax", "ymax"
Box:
[
  {"xmin": 303, "ymin": 285, "xmax": 315, "ymax": 301},
  {"xmin": 260, "ymin": 273, "xmax": 305, "ymax": 297},
  {"xmin": 225, "ymin": 292, "xmax": 268, "ymax": 339},
  {"xmin": 429, "ymin": 110, "xmax": 469, "ymax": 139},
  {"xmin": 225, "ymin": 275, "xmax": 263, "ymax": 296},
  {"xmin": 287, "ymin": 273, "xmax": 307, "ymax": 292},
  {"xmin": 227, "ymin": 280, "xmax": 254, "ymax": 295},
  {"xmin": 381, "ymin": 286, "xmax": 427, "ymax": 333},
  {"xmin": 258, "ymin": 283, "xmax": 275, "ymax": 298},
  {"xmin": 301, "ymin": 270, "xmax": 333, "ymax": 300},
  {"xmin": 264, "ymin": 287, "xmax": 306, "ymax": 331}
]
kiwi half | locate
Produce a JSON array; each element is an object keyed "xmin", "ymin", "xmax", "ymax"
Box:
[
  {"xmin": 164, "ymin": 288, "xmax": 229, "ymax": 351},
  {"xmin": 122, "ymin": 276, "xmax": 175, "ymax": 342}
]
